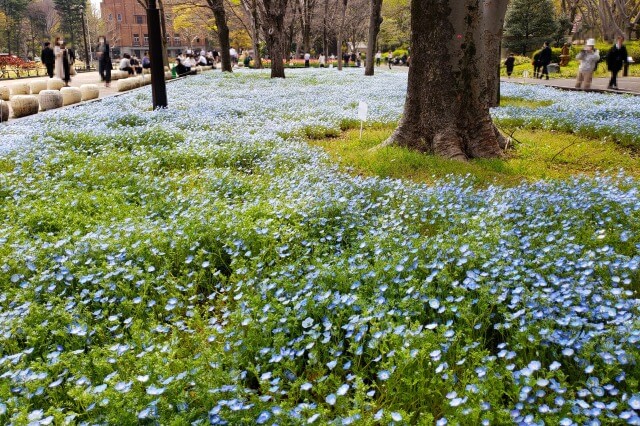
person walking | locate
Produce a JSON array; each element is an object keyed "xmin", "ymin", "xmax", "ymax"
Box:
[
  {"xmin": 53, "ymin": 37, "xmax": 65, "ymax": 80},
  {"xmin": 387, "ymin": 51, "xmax": 393, "ymax": 69},
  {"xmin": 504, "ymin": 53, "xmax": 515, "ymax": 78},
  {"xmin": 41, "ymin": 42, "xmax": 55, "ymax": 78},
  {"xmin": 575, "ymin": 39, "xmax": 600, "ymax": 90},
  {"xmin": 539, "ymin": 41, "xmax": 552, "ymax": 80},
  {"xmin": 606, "ymin": 35, "xmax": 628, "ymax": 90},
  {"xmin": 304, "ymin": 52, "xmax": 311, "ymax": 67},
  {"xmin": 96, "ymin": 36, "xmax": 112, "ymax": 87},
  {"xmin": 60, "ymin": 42, "xmax": 72, "ymax": 86},
  {"xmin": 532, "ymin": 51, "xmax": 541, "ymax": 78},
  {"xmin": 375, "ymin": 50, "xmax": 382, "ymax": 67}
]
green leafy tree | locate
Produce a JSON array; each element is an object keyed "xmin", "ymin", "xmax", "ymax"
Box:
[
  {"xmin": 0, "ymin": 0, "xmax": 29, "ymax": 54},
  {"xmin": 503, "ymin": 0, "xmax": 558, "ymax": 56},
  {"xmin": 52, "ymin": 0, "xmax": 86, "ymax": 47}
]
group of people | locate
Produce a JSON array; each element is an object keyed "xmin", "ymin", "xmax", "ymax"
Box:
[
  {"xmin": 574, "ymin": 36, "xmax": 628, "ymax": 90},
  {"xmin": 40, "ymin": 38, "xmax": 76, "ymax": 86},
  {"xmin": 174, "ymin": 50, "xmax": 218, "ymax": 77},
  {"xmin": 502, "ymin": 36, "xmax": 630, "ymax": 91}
]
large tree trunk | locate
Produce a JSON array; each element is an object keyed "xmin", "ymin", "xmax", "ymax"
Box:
[
  {"xmin": 337, "ymin": 0, "xmax": 348, "ymax": 70},
  {"xmin": 364, "ymin": 0, "xmax": 383, "ymax": 76},
  {"xmin": 258, "ymin": 0, "xmax": 289, "ymax": 78},
  {"xmin": 385, "ymin": 0, "xmax": 507, "ymax": 160},
  {"xmin": 209, "ymin": 0, "xmax": 233, "ymax": 72}
]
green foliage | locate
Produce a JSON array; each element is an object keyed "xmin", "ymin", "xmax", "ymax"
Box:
[
  {"xmin": 503, "ymin": 0, "xmax": 558, "ymax": 56},
  {"xmin": 52, "ymin": 0, "xmax": 86, "ymax": 48}
]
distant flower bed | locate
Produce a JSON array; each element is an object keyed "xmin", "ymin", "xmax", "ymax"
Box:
[{"xmin": 0, "ymin": 70, "xmax": 638, "ymax": 425}]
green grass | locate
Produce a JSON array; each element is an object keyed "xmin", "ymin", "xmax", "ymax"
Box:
[{"xmin": 310, "ymin": 123, "xmax": 640, "ymax": 187}]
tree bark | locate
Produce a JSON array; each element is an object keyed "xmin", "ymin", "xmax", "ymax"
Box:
[
  {"xmin": 337, "ymin": 0, "xmax": 348, "ymax": 70},
  {"xmin": 483, "ymin": 0, "xmax": 509, "ymax": 107},
  {"xmin": 158, "ymin": 0, "xmax": 169, "ymax": 68},
  {"xmin": 208, "ymin": 0, "xmax": 233, "ymax": 72},
  {"xmin": 364, "ymin": 0, "xmax": 383, "ymax": 76},
  {"xmin": 385, "ymin": 0, "xmax": 507, "ymax": 160},
  {"xmin": 258, "ymin": 0, "xmax": 289, "ymax": 78}
]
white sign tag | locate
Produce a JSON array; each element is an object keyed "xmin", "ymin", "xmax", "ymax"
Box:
[{"xmin": 358, "ymin": 101, "xmax": 368, "ymax": 121}]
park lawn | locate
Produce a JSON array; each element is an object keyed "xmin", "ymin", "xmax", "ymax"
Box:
[{"xmin": 310, "ymin": 123, "xmax": 640, "ymax": 187}]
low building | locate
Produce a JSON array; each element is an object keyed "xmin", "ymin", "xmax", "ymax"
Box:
[{"xmin": 99, "ymin": 0, "xmax": 208, "ymax": 58}]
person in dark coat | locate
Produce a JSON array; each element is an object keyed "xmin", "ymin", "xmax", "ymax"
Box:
[
  {"xmin": 504, "ymin": 53, "xmax": 515, "ymax": 77},
  {"xmin": 606, "ymin": 35, "xmax": 628, "ymax": 90},
  {"xmin": 41, "ymin": 42, "xmax": 55, "ymax": 78},
  {"xmin": 61, "ymin": 42, "xmax": 71, "ymax": 86},
  {"xmin": 174, "ymin": 58, "xmax": 189, "ymax": 77},
  {"xmin": 96, "ymin": 35, "xmax": 112, "ymax": 87},
  {"xmin": 539, "ymin": 41, "xmax": 552, "ymax": 80},
  {"xmin": 532, "ymin": 52, "xmax": 541, "ymax": 78}
]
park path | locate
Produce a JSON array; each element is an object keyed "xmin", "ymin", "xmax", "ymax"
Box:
[{"xmin": 501, "ymin": 75, "xmax": 640, "ymax": 95}]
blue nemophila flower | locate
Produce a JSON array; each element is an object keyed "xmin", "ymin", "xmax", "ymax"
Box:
[
  {"xmin": 378, "ymin": 370, "xmax": 391, "ymax": 381},
  {"xmin": 326, "ymin": 393, "xmax": 336, "ymax": 405},
  {"xmin": 146, "ymin": 384, "xmax": 165, "ymax": 395},
  {"xmin": 337, "ymin": 384, "xmax": 349, "ymax": 396},
  {"xmin": 301, "ymin": 382, "xmax": 312, "ymax": 391},
  {"xmin": 256, "ymin": 410, "xmax": 271, "ymax": 424},
  {"xmin": 391, "ymin": 412, "xmax": 402, "ymax": 421},
  {"xmin": 629, "ymin": 394, "xmax": 640, "ymax": 410}
]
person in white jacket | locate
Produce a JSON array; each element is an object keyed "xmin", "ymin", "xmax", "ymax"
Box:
[{"xmin": 575, "ymin": 39, "xmax": 600, "ymax": 90}]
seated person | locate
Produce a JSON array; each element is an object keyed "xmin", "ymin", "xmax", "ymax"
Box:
[
  {"xmin": 119, "ymin": 53, "xmax": 135, "ymax": 75},
  {"xmin": 130, "ymin": 55, "xmax": 142, "ymax": 74},
  {"xmin": 174, "ymin": 58, "xmax": 189, "ymax": 77}
]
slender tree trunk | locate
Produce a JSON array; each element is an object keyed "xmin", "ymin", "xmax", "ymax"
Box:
[
  {"xmin": 323, "ymin": 0, "xmax": 329, "ymax": 57},
  {"xmin": 251, "ymin": 0, "xmax": 263, "ymax": 68},
  {"xmin": 159, "ymin": 0, "xmax": 169, "ymax": 68},
  {"xmin": 483, "ymin": 0, "xmax": 509, "ymax": 107},
  {"xmin": 364, "ymin": 0, "xmax": 383, "ymax": 76},
  {"xmin": 337, "ymin": 0, "xmax": 348, "ymax": 70},
  {"xmin": 209, "ymin": 0, "xmax": 233, "ymax": 72},
  {"xmin": 385, "ymin": 0, "xmax": 507, "ymax": 160}
]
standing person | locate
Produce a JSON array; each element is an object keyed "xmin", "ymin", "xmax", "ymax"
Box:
[
  {"xmin": 53, "ymin": 37, "xmax": 65, "ymax": 80},
  {"xmin": 304, "ymin": 52, "xmax": 311, "ymax": 67},
  {"xmin": 532, "ymin": 51, "xmax": 541, "ymax": 78},
  {"xmin": 318, "ymin": 53, "xmax": 326, "ymax": 68},
  {"xmin": 229, "ymin": 47, "xmax": 238, "ymax": 65},
  {"xmin": 375, "ymin": 50, "xmax": 382, "ymax": 67},
  {"xmin": 606, "ymin": 35, "xmax": 628, "ymax": 90},
  {"xmin": 41, "ymin": 42, "xmax": 55, "ymax": 78},
  {"xmin": 504, "ymin": 53, "xmax": 515, "ymax": 78},
  {"xmin": 60, "ymin": 42, "xmax": 71, "ymax": 86},
  {"xmin": 539, "ymin": 41, "xmax": 552, "ymax": 80},
  {"xmin": 575, "ymin": 38, "xmax": 600, "ymax": 90},
  {"xmin": 387, "ymin": 51, "xmax": 393, "ymax": 69},
  {"xmin": 96, "ymin": 36, "xmax": 112, "ymax": 87}
]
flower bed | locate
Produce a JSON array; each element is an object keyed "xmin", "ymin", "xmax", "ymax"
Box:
[
  {"xmin": 0, "ymin": 69, "xmax": 638, "ymax": 425},
  {"xmin": 494, "ymin": 84, "xmax": 640, "ymax": 148}
]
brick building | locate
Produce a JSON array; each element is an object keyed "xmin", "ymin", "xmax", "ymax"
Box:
[{"xmin": 99, "ymin": 0, "xmax": 207, "ymax": 58}]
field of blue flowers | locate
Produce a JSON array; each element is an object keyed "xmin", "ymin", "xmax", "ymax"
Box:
[{"xmin": 0, "ymin": 69, "xmax": 639, "ymax": 425}]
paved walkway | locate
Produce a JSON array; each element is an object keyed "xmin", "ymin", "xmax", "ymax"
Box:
[
  {"xmin": 1, "ymin": 71, "xmax": 129, "ymax": 123},
  {"xmin": 501, "ymin": 75, "xmax": 640, "ymax": 95}
]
